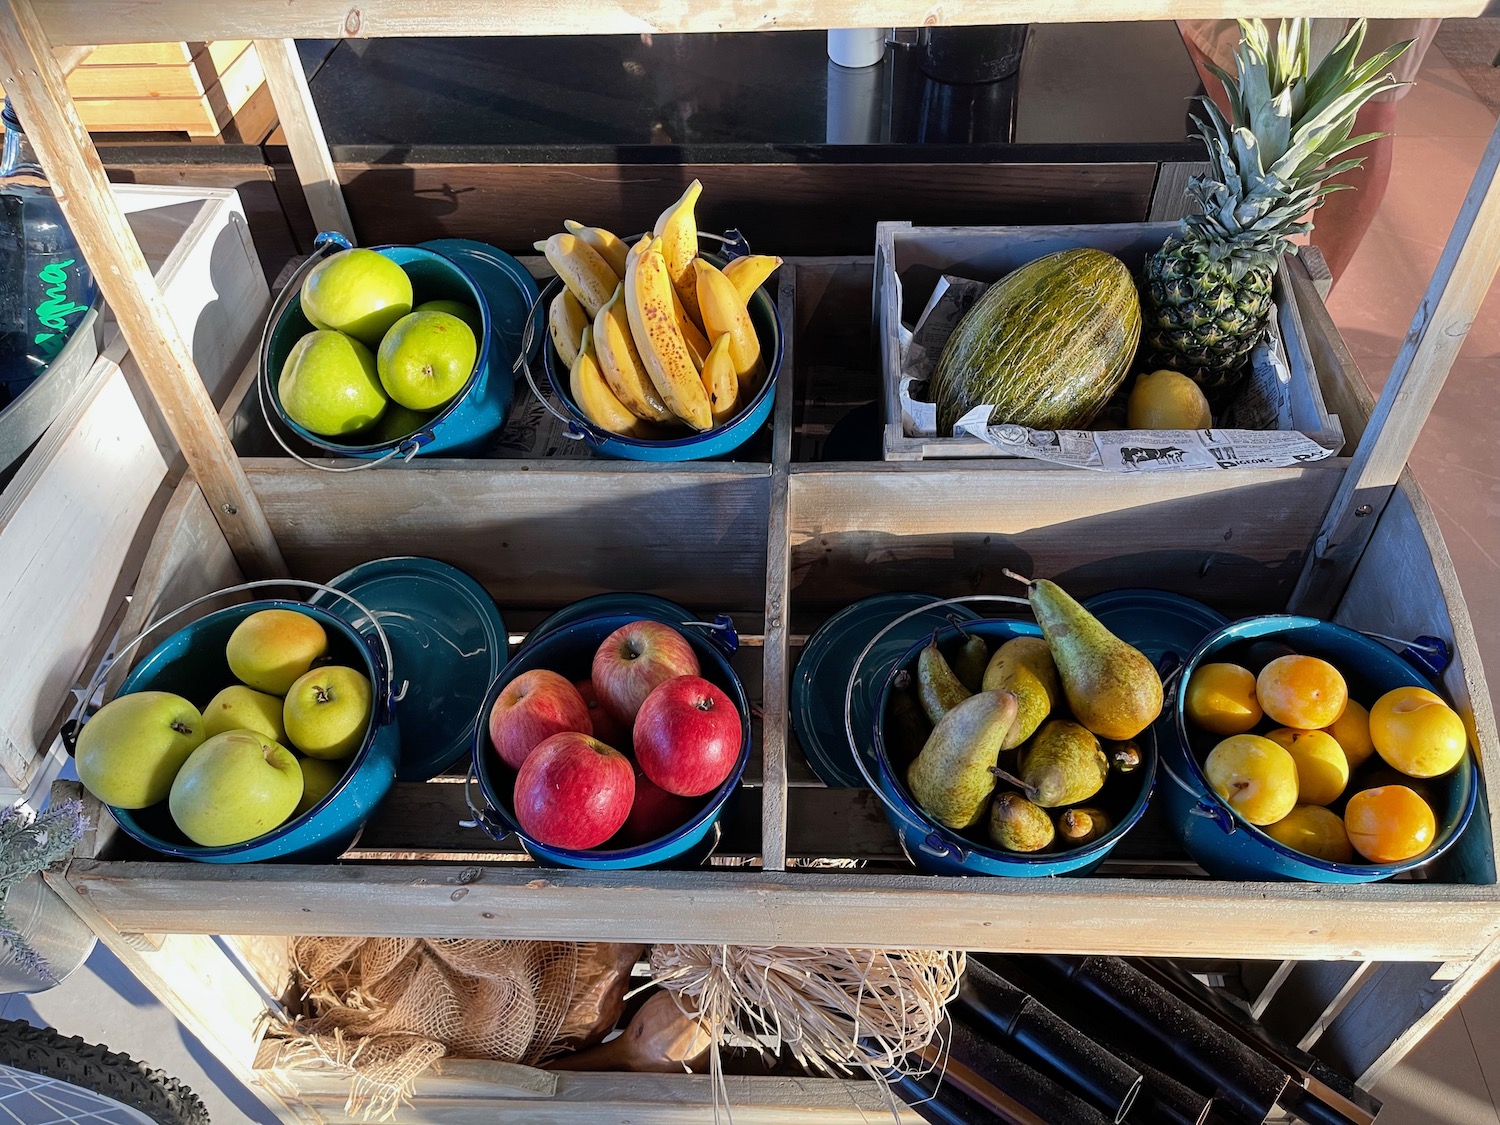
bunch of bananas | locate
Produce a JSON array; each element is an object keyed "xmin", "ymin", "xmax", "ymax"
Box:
[{"xmin": 538, "ymin": 180, "xmax": 782, "ymax": 437}]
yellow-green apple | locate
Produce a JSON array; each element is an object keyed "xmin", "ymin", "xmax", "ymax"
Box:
[
  {"xmin": 488, "ymin": 669, "xmax": 592, "ymax": 770},
  {"xmin": 513, "ymin": 732, "xmax": 634, "ymax": 849},
  {"xmin": 299, "ymin": 248, "xmax": 413, "ymax": 347},
  {"xmin": 591, "ymin": 620, "xmax": 701, "ymax": 726},
  {"xmin": 634, "ymin": 676, "xmax": 741, "ymax": 797},
  {"xmin": 293, "ymin": 756, "xmax": 346, "ymax": 817},
  {"xmin": 364, "ymin": 403, "xmax": 435, "ymax": 445},
  {"xmin": 415, "ymin": 299, "xmax": 482, "ymax": 337},
  {"xmin": 376, "ymin": 311, "xmax": 477, "ymax": 410},
  {"xmin": 278, "ymin": 330, "xmax": 388, "ymax": 438},
  {"xmin": 613, "ymin": 769, "xmax": 701, "ymax": 847},
  {"xmin": 168, "ymin": 731, "xmax": 303, "ymax": 846},
  {"xmin": 283, "ymin": 665, "xmax": 372, "ymax": 760},
  {"xmin": 574, "ymin": 678, "xmax": 629, "ymax": 751},
  {"xmin": 226, "ymin": 609, "xmax": 328, "ymax": 696},
  {"xmin": 76, "ymin": 691, "xmax": 205, "ymax": 808},
  {"xmin": 201, "ymin": 684, "xmax": 286, "ymax": 742}
]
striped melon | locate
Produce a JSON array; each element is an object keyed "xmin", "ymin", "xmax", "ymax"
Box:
[{"xmin": 931, "ymin": 248, "xmax": 1141, "ymax": 435}]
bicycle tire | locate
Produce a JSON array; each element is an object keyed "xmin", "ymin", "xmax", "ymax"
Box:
[{"xmin": 0, "ymin": 1018, "xmax": 210, "ymax": 1125}]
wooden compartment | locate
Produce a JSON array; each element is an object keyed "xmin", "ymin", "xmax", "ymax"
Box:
[{"xmin": 63, "ymin": 41, "xmax": 270, "ymax": 139}]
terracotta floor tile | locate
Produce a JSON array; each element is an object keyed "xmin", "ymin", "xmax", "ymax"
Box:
[{"xmin": 1396, "ymin": 53, "xmax": 1500, "ymax": 139}]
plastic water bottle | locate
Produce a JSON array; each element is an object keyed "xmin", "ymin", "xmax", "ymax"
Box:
[{"xmin": 0, "ymin": 99, "xmax": 97, "ymax": 404}]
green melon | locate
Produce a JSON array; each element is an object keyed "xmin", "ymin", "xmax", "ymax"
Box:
[{"xmin": 931, "ymin": 248, "xmax": 1141, "ymax": 435}]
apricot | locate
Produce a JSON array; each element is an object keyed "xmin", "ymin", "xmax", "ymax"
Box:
[
  {"xmin": 1344, "ymin": 785, "xmax": 1437, "ymax": 864},
  {"xmin": 1325, "ymin": 699, "xmax": 1375, "ymax": 769},
  {"xmin": 1264, "ymin": 805, "xmax": 1354, "ymax": 864},
  {"xmin": 1256, "ymin": 655, "xmax": 1348, "ymax": 730},
  {"xmin": 1185, "ymin": 663, "xmax": 1262, "ymax": 736},
  {"xmin": 1369, "ymin": 686, "xmax": 1467, "ymax": 778},
  {"xmin": 1265, "ymin": 728, "xmax": 1349, "ymax": 807},
  {"xmin": 1204, "ymin": 735, "xmax": 1299, "ymax": 826}
]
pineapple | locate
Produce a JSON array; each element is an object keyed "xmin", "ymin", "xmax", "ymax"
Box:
[{"xmin": 1143, "ymin": 19, "xmax": 1410, "ymax": 399}]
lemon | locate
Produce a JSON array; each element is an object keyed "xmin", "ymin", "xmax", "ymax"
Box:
[{"xmin": 1126, "ymin": 369, "xmax": 1213, "ymax": 430}]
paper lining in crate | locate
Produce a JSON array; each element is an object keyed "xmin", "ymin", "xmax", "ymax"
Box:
[{"xmin": 877, "ymin": 221, "xmax": 1345, "ymax": 470}]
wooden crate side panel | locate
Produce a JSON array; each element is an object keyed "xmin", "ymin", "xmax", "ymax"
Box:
[
  {"xmin": 202, "ymin": 41, "xmax": 264, "ymax": 123},
  {"xmin": 788, "ymin": 463, "xmax": 1346, "ymax": 615},
  {"xmin": 244, "ymin": 463, "xmax": 773, "ymax": 613},
  {"xmin": 67, "ymin": 61, "xmax": 209, "ymax": 99},
  {"xmin": 78, "ymin": 42, "xmax": 195, "ymax": 66}
]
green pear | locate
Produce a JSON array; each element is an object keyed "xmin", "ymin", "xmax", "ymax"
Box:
[
  {"xmin": 917, "ymin": 637, "xmax": 971, "ymax": 725},
  {"xmin": 1019, "ymin": 720, "xmax": 1109, "ymax": 808},
  {"xmin": 885, "ymin": 681, "xmax": 932, "ymax": 765},
  {"xmin": 982, "ymin": 636, "xmax": 1061, "ymax": 750},
  {"xmin": 988, "ymin": 792, "xmax": 1054, "ymax": 852},
  {"xmin": 1056, "ymin": 806, "xmax": 1113, "ymax": 847},
  {"xmin": 1017, "ymin": 575, "xmax": 1163, "ymax": 740},
  {"xmin": 953, "ymin": 635, "xmax": 990, "ymax": 694},
  {"xmin": 906, "ymin": 690, "xmax": 1018, "ymax": 830}
]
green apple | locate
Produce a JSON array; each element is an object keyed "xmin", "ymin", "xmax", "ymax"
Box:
[
  {"xmin": 365, "ymin": 402, "xmax": 436, "ymax": 445},
  {"xmin": 168, "ymin": 730, "xmax": 303, "ymax": 846},
  {"xmin": 293, "ymin": 756, "xmax": 346, "ymax": 817},
  {"xmin": 278, "ymin": 330, "xmax": 388, "ymax": 438},
  {"xmin": 76, "ymin": 691, "xmax": 205, "ymax": 809},
  {"xmin": 226, "ymin": 609, "xmax": 328, "ymax": 696},
  {"xmin": 201, "ymin": 684, "xmax": 286, "ymax": 742},
  {"xmin": 376, "ymin": 311, "xmax": 477, "ymax": 411},
  {"xmin": 299, "ymin": 248, "xmax": 413, "ymax": 347},
  {"xmin": 415, "ymin": 299, "xmax": 483, "ymax": 338},
  {"xmin": 283, "ymin": 665, "xmax": 373, "ymax": 760}
]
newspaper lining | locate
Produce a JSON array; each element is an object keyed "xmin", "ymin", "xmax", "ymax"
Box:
[{"xmin": 899, "ymin": 275, "xmax": 1339, "ymax": 472}]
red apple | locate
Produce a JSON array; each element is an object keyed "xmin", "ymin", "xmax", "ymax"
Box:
[
  {"xmin": 614, "ymin": 769, "xmax": 703, "ymax": 847},
  {"xmin": 591, "ymin": 620, "xmax": 701, "ymax": 726},
  {"xmin": 634, "ymin": 676, "xmax": 742, "ymax": 797},
  {"xmin": 488, "ymin": 669, "xmax": 592, "ymax": 770},
  {"xmin": 513, "ymin": 732, "xmax": 635, "ymax": 849},
  {"xmin": 574, "ymin": 678, "xmax": 631, "ymax": 751}
]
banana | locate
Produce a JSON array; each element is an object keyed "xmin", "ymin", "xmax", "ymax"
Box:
[
  {"xmin": 595, "ymin": 283, "xmax": 675, "ymax": 424},
  {"xmin": 671, "ymin": 286, "xmax": 710, "ymax": 371},
  {"xmin": 571, "ymin": 324, "xmax": 646, "ymax": 438},
  {"xmin": 536, "ymin": 233, "xmax": 615, "ymax": 318},
  {"xmin": 693, "ymin": 259, "xmax": 764, "ymax": 392},
  {"xmin": 625, "ymin": 238, "xmax": 713, "ymax": 431},
  {"xmin": 564, "ymin": 220, "xmax": 629, "ymax": 278},
  {"xmin": 548, "ymin": 289, "xmax": 588, "ymax": 369},
  {"xmin": 701, "ymin": 332, "xmax": 739, "ymax": 426},
  {"xmin": 652, "ymin": 179, "xmax": 704, "ymax": 326},
  {"xmin": 721, "ymin": 255, "xmax": 783, "ymax": 304}
]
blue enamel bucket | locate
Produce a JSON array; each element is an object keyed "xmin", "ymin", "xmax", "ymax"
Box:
[
  {"xmin": 468, "ymin": 610, "xmax": 749, "ymax": 869},
  {"xmin": 532, "ymin": 236, "xmax": 783, "ymax": 461},
  {"xmin": 259, "ymin": 233, "xmax": 524, "ymax": 461},
  {"xmin": 1164, "ymin": 615, "xmax": 1479, "ymax": 883},
  {"xmin": 859, "ymin": 607, "xmax": 1158, "ymax": 878},
  {"xmin": 94, "ymin": 584, "xmax": 401, "ymax": 863}
]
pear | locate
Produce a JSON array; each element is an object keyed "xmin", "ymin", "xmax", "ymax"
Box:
[
  {"xmin": 906, "ymin": 690, "xmax": 1018, "ymax": 830},
  {"xmin": 917, "ymin": 635, "xmax": 971, "ymax": 725},
  {"xmin": 988, "ymin": 792, "xmax": 1055, "ymax": 853},
  {"xmin": 885, "ymin": 681, "xmax": 932, "ymax": 765},
  {"xmin": 1011, "ymin": 573, "xmax": 1163, "ymax": 740},
  {"xmin": 1056, "ymin": 807, "xmax": 1114, "ymax": 847},
  {"xmin": 953, "ymin": 635, "xmax": 990, "ymax": 694},
  {"xmin": 1019, "ymin": 720, "xmax": 1108, "ymax": 808},
  {"xmin": 1105, "ymin": 739, "xmax": 1143, "ymax": 776},
  {"xmin": 982, "ymin": 636, "xmax": 1061, "ymax": 751}
]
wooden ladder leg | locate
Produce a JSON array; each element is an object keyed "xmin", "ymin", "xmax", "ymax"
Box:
[
  {"xmin": 0, "ymin": 0, "xmax": 287, "ymax": 579},
  {"xmin": 254, "ymin": 37, "xmax": 354, "ymax": 237}
]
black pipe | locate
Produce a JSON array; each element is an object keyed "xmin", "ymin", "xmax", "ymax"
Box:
[
  {"xmin": 959, "ymin": 958, "xmax": 1144, "ymax": 1122},
  {"xmin": 1112, "ymin": 1047, "xmax": 1215, "ymax": 1125},
  {"xmin": 886, "ymin": 1067, "xmax": 1007, "ymax": 1125},
  {"xmin": 943, "ymin": 1014, "xmax": 1117, "ymax": 1125}
]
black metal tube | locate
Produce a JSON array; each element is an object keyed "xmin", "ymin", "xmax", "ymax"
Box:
[
  {"xmin": 943, "ymin": 1014, "xmax": 1117, "ymax": 1125},
  {"xmin": 886, "ymin": 1067, "xmax": 1003, "ymax": 1125},
  {"xmin": 1112, "ymin": 1048, "xmax": 1214, "ymax": 1125}
]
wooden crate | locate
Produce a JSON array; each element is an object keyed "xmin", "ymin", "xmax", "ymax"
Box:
[
  {"xmin": 0, "ymin": 184, "xmax": 268, "ymax": 805},
  {"xmin": 64, "ymin": 41, "xmax": 266, "ymax": 138},
  {"xmin": 877, "ymin": 221, "xmax": 1343, "ymax": 462}
]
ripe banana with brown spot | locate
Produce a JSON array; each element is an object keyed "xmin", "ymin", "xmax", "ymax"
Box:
[
  {"xmin": 625, "ymin": 238, "xmax": 713, "ymax": 431},
  {"xmin": 721, "ymin": 255, "xmax": 783, "ymax": 304},
  {"xmin": 536, "ymin": 233, "xmax": 615, "ymax": 318},
  {"xmin": 671, "ymin": 287, "xmax": 710, "ymax": 371},
  {"xmin": 564, "ymin": 220, "xmax": 629, "ymax": 278},
  {"xmin": 548, "ymin": 289, "xmax": 588, "ymax": 369},
  {"xmin": 693, "ymin": 259, "xmax": 764, "ymax": 392},
  {"xmin": 701, "ymin": 332, "xmax": 739, "ymax": 426},
  {"xmin": 652, "ymin": 179, "xmax": 704, "ymax": 326},
  {"xmin": 595, "ymin": 283, "xmax": 675, "ymax": 424},
  {"xmin": 571, "ymin": 324, "xmax": 646, "ymax": 438}
]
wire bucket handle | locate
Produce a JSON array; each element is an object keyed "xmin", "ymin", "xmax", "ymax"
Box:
[{"xmin": 63, "ymin": 579, "xmax": 405, "ymax": 754}]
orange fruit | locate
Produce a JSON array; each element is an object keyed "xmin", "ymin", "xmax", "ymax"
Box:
[
  {"xmin": 1256, "ymin": 655, "xmax": 1348, "ymax": 730},
  {"xmin": 1344, "ymin": 785, "xmax": 1437, "ymax": 864},
  {"xmin": 1203, "ymin": 735, "xmax": 1299, "ymax": 826},
  {"xmin": 1369, "ymin": 686, "xmax": 1467, "ymax": 778},
  {"xmin": 1184, "ymin": 663, "xmax": 1262, "ymax": 735},
  {"xmin": 1265, "ymin": 728, "xmax": 1349, "ymax": 806},
  {"xmin": 1324, "ymin": 700, "xmax": 1374, "ymax": 769},
  {"xmin": 1264, "ymin": 806, "xmax": 1354, "ymax": 864}
]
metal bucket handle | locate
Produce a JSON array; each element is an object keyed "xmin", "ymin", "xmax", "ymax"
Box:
[
  {"xmin": 520, "ymin": 230, "xmax": 752, "ymax": 445},
  {"xmin": 461, "ymin": 761, "xmax": 508, "ymax": 839},
  {"xmin": 842, "ymin": 593, "xmax": 1031, "ymax": 862},
  {"xmin": 64, "ymin": 579, "xmax": 405, "ymax": 752}
]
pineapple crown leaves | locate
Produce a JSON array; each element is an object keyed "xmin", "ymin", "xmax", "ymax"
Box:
[{"xmin": 1182, "ymin": 18, "xmax": 1413, "ymax": 275}]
